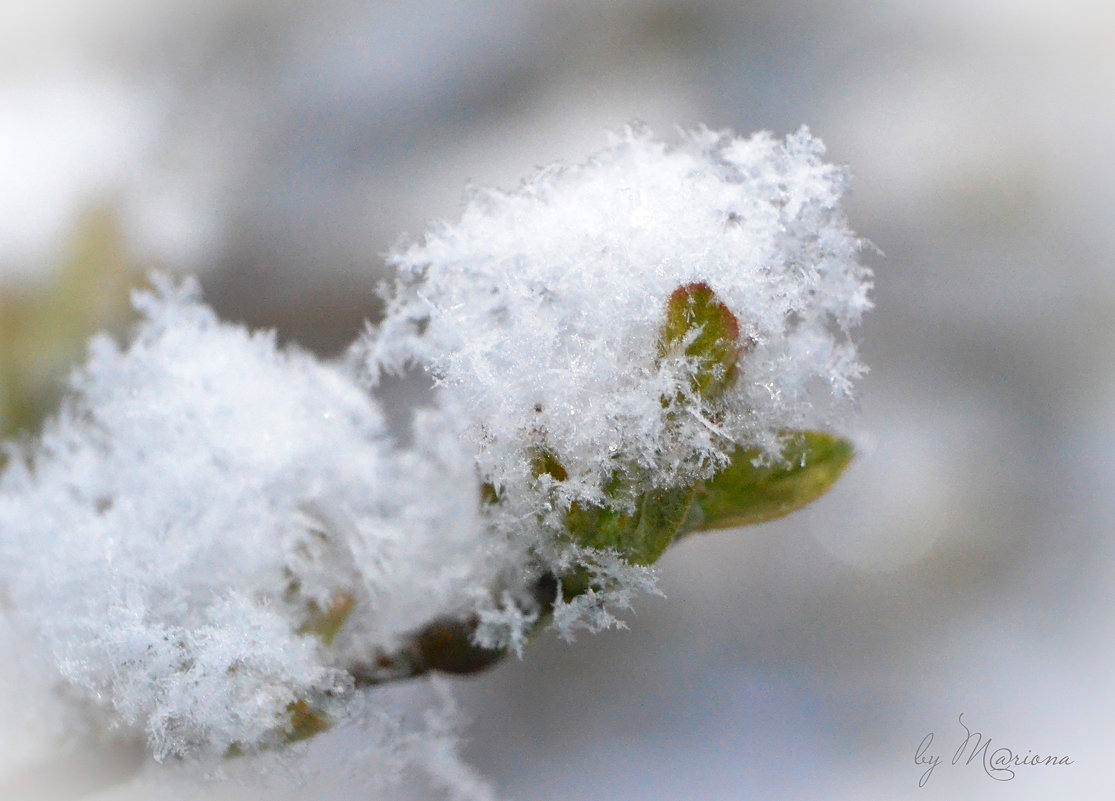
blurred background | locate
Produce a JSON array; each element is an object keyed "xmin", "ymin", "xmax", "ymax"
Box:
[{"xmin": 1, "ymin": 0, "xmax": 1112, "ymax": 798}]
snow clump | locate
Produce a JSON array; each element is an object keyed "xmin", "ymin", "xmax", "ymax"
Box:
[{"xmin": 367, "ymin": 124, "xmax": 871, "ymax": 584}]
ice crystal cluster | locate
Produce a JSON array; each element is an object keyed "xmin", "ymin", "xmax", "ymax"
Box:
[
  {"xmin": 368, "ymin": 125, "xmax": 870, "ymax": 603},
  {"xmin": 0, "ymin": 126, "xmax": 870, "ymax": 765},
  {"xmin": 0, "ymin": 279, "xmax": 496, "ymax": 758},
  {"xmin": 372, "ymin": 127, "xmax": 867, "ymax": 482}
]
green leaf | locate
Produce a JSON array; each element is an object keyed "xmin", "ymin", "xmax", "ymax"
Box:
[
  {"xmin": 689, "ymin": 431, "xmax": 853, "ymax": 531},
  {"xmin": 566, "ymin": 483, "xmax": 695, "ymax": 566}
]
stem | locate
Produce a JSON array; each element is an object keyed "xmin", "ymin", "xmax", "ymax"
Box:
[{"xmin": 349, "ymin": 573, "xmax": 560, "ymax": 686}]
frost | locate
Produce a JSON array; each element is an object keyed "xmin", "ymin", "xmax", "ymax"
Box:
[
  {"xmin": 549, "ymin": 550, "xmax": 664, "ymax": 642},
  {"xmin": 0, "ymin": 125, "xmax": 870, "ymax": 787},
  {"xmin": 366, "ymin": 125, "xmax": 871, "ymax": 620},
  {"xmin": 472, "ymin": 592, "xmax": 538, "ymax": 658},
  {"xmin": 0, "ymin": 276, "xmax": 496, "ymax": 759}
]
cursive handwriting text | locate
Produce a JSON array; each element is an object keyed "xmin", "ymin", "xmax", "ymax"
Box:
[{"xmin": 915, "ymin": 713, "xmax": 1073, "ymax": 787}]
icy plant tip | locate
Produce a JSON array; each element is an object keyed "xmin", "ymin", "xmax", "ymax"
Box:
[
  {"xmin": 367, "ymin": 124, "xmax": 870, "ymax": 618},
  {"xmin": 0, "ymin": 125, "xmax": 871, "ymax": 768}
]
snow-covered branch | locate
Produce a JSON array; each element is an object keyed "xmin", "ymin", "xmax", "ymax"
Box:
[{"xmin": 0, "ymin": 126, "xmax": 870, "ymax": 781}]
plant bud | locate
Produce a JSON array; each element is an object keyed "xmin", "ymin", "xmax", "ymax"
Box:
[{"xmin": 658, "ymin": 282, "xmax": 745, "ymax": 401}]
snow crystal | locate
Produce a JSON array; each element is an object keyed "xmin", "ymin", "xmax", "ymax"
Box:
[
  {"xmin": 0, "ymin": 124, "xmax": 872, "ymax": 772},
  {"xmin": 365, "ymin": 125, "xmax": 871, "ymax": 595},
  {"xmin": 0, "ymin": 277, "xmax": 495, "ymax": 759}
]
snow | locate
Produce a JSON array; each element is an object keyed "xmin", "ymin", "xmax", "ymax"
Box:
[
  {"xmin": 0, "ymin": 125, "xmax": 869, "ymax": 774},
  {"xmin": 0, "ymin": 276, "xmax": 497, "ymax": 758},
  {"xmin": 366, "ymin": 125, "xmax": 870, "ymax": 618}
]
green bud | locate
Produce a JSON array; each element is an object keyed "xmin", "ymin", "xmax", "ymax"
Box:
[
  {"xmin": 480, "ymin": 482, "xmax": 502, "ymax": 505},
  {"xmin": 531, "ymin": 450, "xmax": 568, "ymax": 482},
  {"xmin": 297, "ymin": 591, "xmax": 357, "ymax": 645},
  {"xmin": 285, "ymin": 700, "xmax": 329, "ymax": 742},
  {"xmin": 225, "ymin": 699, "xmax": 331, "ymax": 755},
  {"xmin": 658, "ymin": 282, "xmax": 745, "ymax": 400},
  {"xmin": 689, "ymin": 431, "xmax": 853, "ymax": 530}
]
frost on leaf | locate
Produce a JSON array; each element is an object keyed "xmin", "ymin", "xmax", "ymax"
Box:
[
  {"xmin": 365, "ymin": 125, "xmax": 871, "ymax": 638},
  {"xmin": 0, "ymin": 124, "xmax": 871, "ymax": 774}
]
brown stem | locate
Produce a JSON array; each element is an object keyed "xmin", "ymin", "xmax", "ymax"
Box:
[{"xmin": 349, "ymin": 573, "xmax": 560, "ymax": 686}]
